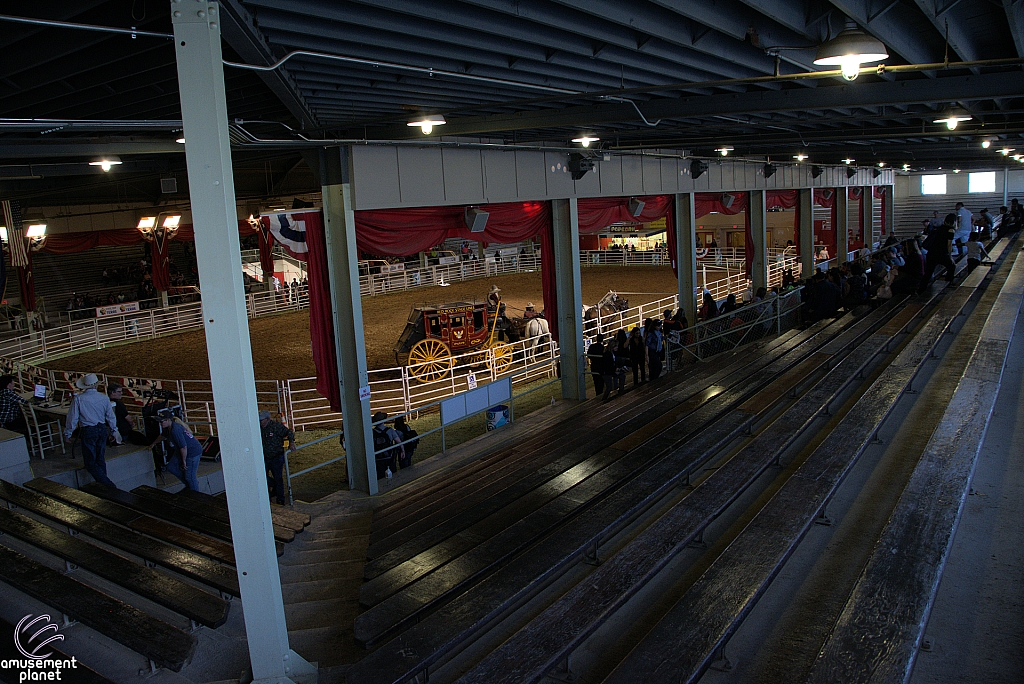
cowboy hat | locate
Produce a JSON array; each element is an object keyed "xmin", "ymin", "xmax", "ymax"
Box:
[
  {"xmin": 75, "ymin": 373, "xmax": 100, "ymax": 390},
  {"xmin": 525, "ymin": 302, "xmax": 535, "ymax": 309},
  {"xmin": 488, "ymin": 284, "xmax": 501, "ymax": 294}
]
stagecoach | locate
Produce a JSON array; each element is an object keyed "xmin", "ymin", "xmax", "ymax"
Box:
[{"xmin": 394, "ymin": 301, "xmax": 514, "ymax": 382}]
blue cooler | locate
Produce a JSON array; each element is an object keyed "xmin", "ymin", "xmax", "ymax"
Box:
[{"xmin": 486, "ymin": 405, "xmax": 510, "ymax": 431}]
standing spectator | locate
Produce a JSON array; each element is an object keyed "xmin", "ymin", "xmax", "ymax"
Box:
[
  {"xmin": 662, "ymin": 309, "xmax": 683, "ymax": 337},
  {"xmin": 151, "ymin": 408, "xmax": 202, "ymax": 491},
  {"xmin": 393, "ymin": 416, "xmax": 419, "ymax": 469},
  {"xmin": 0, "ymin": 375, "xmax": 28, "ymax": 435},
  {"xmin": 64, "ymin": 374, "xmax": 121, "ymax": 489},
  {"xmin": 258, "ymin": 410, "xmax": 295, "ymax": 504},
  {"xmin": 954, "ymin": 202, "xmax": 973, "ymax": 256},
  {"xmin": 966, "ymin": 232, "xmax": 990, "ymax": 275},
  {"xmin": 920, "ymin": 214, "xmax": 957, "ymax": 292},
  {"xmin": 290, "ymin": 278, "xmax": 299, "ymax": 304},
  {"xmin": 106, "ymin": 384, "xmax": 149, "ymax": 445},
  {"xmin": 600, "ymin": 341, "xmax": 617, "ymax": 401},
  {"xmin": 645, "ymin": 319, "xmax": 664, "ymax": 381},
  {"xmin": 587, "ymin": 333, "xmax": 606, "ymax": 397},
  {"xmin": 371, "ymin": 412, "xmax": 403, "ymax": 479},
  {"xmin": 628, "ymin": 327, "xmax": 647, "ymax": 387},
  {"xmin": 614, "ymin": 329, "xmax": 629, "ymax": 394}
]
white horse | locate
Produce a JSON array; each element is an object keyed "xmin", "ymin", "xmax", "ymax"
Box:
[{"xmin": 523, "ymin": 316, "xmax": 551, "ymax": 360}]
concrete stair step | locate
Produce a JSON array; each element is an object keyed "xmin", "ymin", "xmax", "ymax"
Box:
[
  {"xmin": 287, "ymin": 625, "xmax": 363, "ymax": 669},
  {"xmin": 284, "ymin": 597, "xmax": 359, "ymax": 631},
  {"xmin": 280, "ymin": 559, "xmax": 364, "ymax": 584},
  {"xmin": 281, "ymin": 577, "xmax": 362, "ymax": 604},
  {"xmin": 278, "ymin": 547, "xmax": 364, "ymax": 566}
]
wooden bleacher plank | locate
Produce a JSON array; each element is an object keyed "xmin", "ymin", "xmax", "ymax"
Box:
[
  {"xmin": 131, "ymin": 485, "xmax": 299, "ymax": 539},
  {"xmin": 81, "ymin": 483, "xmax": 292, "ymax": 548},
  {"xmin": 0, "ymin": 507, "xmax": 229, "ymax": 628},
  {"xmin": 0, "ymin": 616, "xmax": 114, "ymax": 684},
  {"xmin": 0, "ymin": 545, "xmax": 197, "ymax": 672},
  {"xmin": 174, "ymin": 487, "xmax": 310, "ymax": 529},
  {"xmin": 25, "ymin": 478, "xmax": 235, "ymax": 565},
  {"xmin": 0, "ymin": 480, "xmax": 240, "ymax": 596}
]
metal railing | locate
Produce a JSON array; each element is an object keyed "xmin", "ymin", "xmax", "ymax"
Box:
[{"xmin": 666, "ymin": 286, "xmax": 804, "ymax": 364}]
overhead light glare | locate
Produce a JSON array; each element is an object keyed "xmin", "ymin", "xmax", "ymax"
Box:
[
  {"xmin": 0, "ymin": 227, "xmax": 6, "ymax": 242},
  {"xmin": 176, "ymin": 137, "xmax": 185, "ymax": 144},
  {"xmin": 877, "ymin": 161, "xmax": 886, "ymax": 167},
  {"xmin": 981, "ymin": 140, "xmax": 991, "ymax": 149},
  {"xmin": 1000, "ymin": 148, "xmax": 1014, "ymax": 156},
  {"xmin": 842, "ymin": 158, "xmax": 855, "ymax": 165},
  {"xmin": 954, "ymin": 168, "xmax": 961, "ymax": 173},
  {"xmin": 793, "ymin": 154, "xmax": 808, "ymax": 161},
  {"xmin": 407, "ymin": 114, "xmax": 446, "ymax": 135},
  {"xmin": 933, "ymin": 107, "xmax": 972, "ymax": 130},
  {"xmin": 25, "ymin": 224, "xmax": 46, "ymax": 238},
  {"xmin": 572, "ymin": 136, "xmax": 600, "ymax": 148},
  {"xmin": 137, "ymin": 216, "xmax": 156, "ymax": 230},
  {"xmin": 162, "ymin": 214, "xmax": 181, "ymax": 229},
  {"xmin": 902, "ymin": 164, "xmax": 911, "ymax": 171},
  {"xmin": 89, "ymin": 156, "xmax": 122, "ymax": 172},
  {"xmin": 813, "ymin": 28, "xmax": 888, "ymax": 81},
  {"xmin": 715, "ymin": 146, "xmax": 734, "ymax": 156}
]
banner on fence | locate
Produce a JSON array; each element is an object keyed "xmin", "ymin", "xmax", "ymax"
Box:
[
  {"xmin": 96, "ymin": 301, "xmax": 140, "ymax": 317},
  {"xmin": 440, "ymin": 376, "xmax": 511, "ymax": 426}
]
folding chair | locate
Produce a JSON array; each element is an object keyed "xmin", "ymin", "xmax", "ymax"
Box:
[{"xmin": 23, "ymin": 404, "xmax": 65, "ymax": 459}]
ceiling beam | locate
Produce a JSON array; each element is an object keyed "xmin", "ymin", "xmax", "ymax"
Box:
[
  {"xmin": 1005, "ymin": 0, "xmax": 1024, "ymax": 58},
  {"xmin": 218, "ymin": 0, "xmax": 320, "ymax": 130},
  {"xmin": 909, "ymin": 0, "xmax": 980, "ymax": 64}
]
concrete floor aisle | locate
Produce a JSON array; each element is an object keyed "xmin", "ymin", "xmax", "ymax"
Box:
[{"xmin": 909, "ymin": 297, "xmax": 1024, "ymax": 684}]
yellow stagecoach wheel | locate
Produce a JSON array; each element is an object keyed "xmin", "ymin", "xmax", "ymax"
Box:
[
  {"xmin": 490, "ymin": 342, "xmax": 514, "ymax": 375},
  {"xmin": 407, "ymin": 338, "xmax": 453, "ymax": 383}
]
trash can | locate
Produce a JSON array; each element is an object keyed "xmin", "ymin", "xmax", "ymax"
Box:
[{"xmin": 486, "ymin": 404, "xmax": 510, "ymax": 431}]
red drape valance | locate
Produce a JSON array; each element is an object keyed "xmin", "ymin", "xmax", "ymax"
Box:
[
  {"xmin": 766, "ymin": 190, "xmax": 798, "ymax": 210},
  {"xmin": 813, "ymin": 189, "xmax": 836, "ymax": 208},
  {"xmin": 576, "ymin": 195, "xmax": 674, "ymax": 234},
  {"xmin": 695, "ymin": 192, "xmax": 749, "ymax": 219}
]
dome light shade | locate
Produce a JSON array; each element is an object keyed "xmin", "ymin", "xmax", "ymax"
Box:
[
  {"xmin": 407, "ymin": 115, "xmax": 446, "ymax": 135},
  {"xmin": 715, "ymin": 146, "xmax": 734, "ymax": 156},
  {"xmin": 89, "ymin": 156, "xmax": 122, "ymax": 172},
  {"xmin": 813, "ymin": 28, "xmax": 888, "ymax": 81},
  {"xmin": 933, "ymin": 107, "xmax": 972, "ymax": 130},
  {"xmin": 572, "ymin": 136, "xmax": 600, "ymax": 148}
]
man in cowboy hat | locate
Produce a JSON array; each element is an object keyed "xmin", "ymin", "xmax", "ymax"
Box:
[
  {"xmin": 523, "ymin": 302, "xmax": 539, "ymax": 320},
  {"xmin": 64, "ymin": 373, "xmax": 121, "ymax": 488}
]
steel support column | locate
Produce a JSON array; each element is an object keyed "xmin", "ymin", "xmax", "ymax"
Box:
[
  {"xmin": 864, "ymin": 186, "xmax": 878, "ymax": 249},
  {"xmin": 320, "ymin": 147, "xmax": 376, "ymax": 495},
  {"xmin": 675, "ymin": 193, "xmax": 698, "ymax": 325},
  {"xmin": 749, "ymin": 190, "xmax": 768, "ymax": 294},
  {"xmin": 799, "ymin": 188, "xmax": 814, "ymax": 276},
  {"xmin": 884, "ymin": 185, "xmax": 895, "ymax": 239},
  {"xmin": 836, "ymin": 189, "xmax": 850, "ymax": 265},
  {"xmin": 170, "ymin": 3, "xmax": 314, "ymax": 683},
  {"xmin": 552, "ymin": 198, "xmax": 585, "ymax": 401}
]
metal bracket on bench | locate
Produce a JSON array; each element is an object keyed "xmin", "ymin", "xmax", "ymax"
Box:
[
  {"xmin": 545, "ymin": 655, "xmax": 575, "ymax": 683},
  {"xmin": 688, "ymin": 528, "xmax": 708, "ymax": 549},
  {"xmin": 709, "ymin": 646, "xmax": 734, "ymax": 672},
  {"xmin": 61, "ymin": 614, "xmax": 77, "ymax": 628},
  {"xmin": 814, "ymin": 509, "xmax": 833, "ymax": 527},
  {"xmin": 190, "ymin": 620, "xmax": 201, "ymax": 633},
  {"xmin": 64, "ymin": 560, "xmax": 78, "ymax": 574},
  {"xmin": 409, "ymin": 667, "xmax": 429, "ymax": 684},
  {"xmin": 583, "ymin": 540, "xmax": 601, "ymax": 567},
  {"xmin": 145, "ymin": 559, "xmax": 157, "ymax": 569},
  {"xmin": 871, "ymin": 432, "xmax": 884, "ymax": 445}
]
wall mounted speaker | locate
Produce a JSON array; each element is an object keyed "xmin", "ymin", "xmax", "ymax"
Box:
[
  {"xmin": 721, "ymin": 193, "xmax": 736, "ymax": 209},
  {"xmin": 627, "ymin": 198, "xmax": 646, "ymax": 217},
  {"xmin": 763, "ymin": 163, "xmax": 777, "ymax": 179},
  {"xmin": 872, "ymin": 168, "xmax": 882, "ymax": 178},
  {"xmin": 465, "ymin": 207, "xmax": 490, "ymax": 233},
  {"xmin": 846, "ymin": 166, "xmax": 858, "ymax": 179},
  {"xmin": 690, "ymin": 159, "xmax": 709, "ymax": 179},
  {"xmin": 568, "ymin": 153, "xmax": 595, "ymax": 180},
  {"xmin": 810, "ymin": 165, "xmax": 824, "ymax": 179}
]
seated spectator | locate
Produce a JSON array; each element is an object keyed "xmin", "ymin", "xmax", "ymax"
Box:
[
  {"xmin": 844, "ymin": 262, "xmax": 870, "ymax": 309},
  {"xmin": 393, "ymin": 416, "xmax": 419, "ymax": 469},
  {"xmin": 106, "ymin": 384, "xmax": 150, "ymax": 445},
  {"xmin": 721, "ymin": 294, "xmax": 738, "ymax": 314},
  {"xmin": 0, "ymin": 375, "xmax": 29, "ymax": 436}
]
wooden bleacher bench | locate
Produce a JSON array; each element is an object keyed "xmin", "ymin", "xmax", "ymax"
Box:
[
  {"xmin": 174, "ymin": 487, "xmax": 310, "ymax": 530},
  {"xmin": 599, "ymin": 281, "xmax": 980, "ymax": 684},
  {"xmin": 0, "ymin": 616, "xmax": 115, "ymax": 684},
  {"xmin": 0, "ymin": 545, "xmax": 197, "ymax": 672},
  {"xmin": 133, "ymin": 485, "xmax": 304, "ymax": 537},
  {"xmin": 0, "ymin": 480, "xmax": 240, "ymax": 597},
  {"xmin": 0, "ymin": 507, "xmax": 229, "ymax": 628},
  {"xmin": 25, "ymin": 478, "xmax": 236, "ymax": 565},
  {"xmin": 81, "ymin": 483, "xmax": 293, "ymax": 547}
]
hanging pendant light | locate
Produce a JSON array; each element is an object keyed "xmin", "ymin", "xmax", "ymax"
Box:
[
  {"xmin": 813, "ymin": 25, "xmax": 888, "ymax": 81},
  {"xmin": 933, "ymin": 107, "xmax": 973, "ymax": 130}
]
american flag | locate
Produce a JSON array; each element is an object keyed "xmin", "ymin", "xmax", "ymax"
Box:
[{"xmin": 1, "ymin": 200, "xmax": 29, "ymax": 268}]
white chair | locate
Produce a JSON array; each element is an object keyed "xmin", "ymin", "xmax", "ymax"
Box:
[{"xmin": 23, "ymin": 404, "xmax": 65, "ymax": 459}]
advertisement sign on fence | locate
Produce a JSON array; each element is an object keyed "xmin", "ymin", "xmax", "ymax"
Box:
[{"xmin": 96, "ymin": 301, "xmax": 140, "ymax": 318}]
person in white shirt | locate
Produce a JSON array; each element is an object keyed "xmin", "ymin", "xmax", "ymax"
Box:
[
  {"xmin": 64, "ymin": 373, "xmax": 121, "ymax": 488},
  {"xmin": 954, "ymin": 203, "xmax": 973, "ymax": 257},
  {"xmin": 966, "ymin": 231, "xmax": 990, "ymax": 274}
]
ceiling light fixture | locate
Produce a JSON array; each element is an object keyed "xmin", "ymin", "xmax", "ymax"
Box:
[
  {"xmin": 877, "ymin": 161, "xmax": 886, "ymax": 167},
  {"xmin": 981, "ymin": 140, "xmax": 991, "ymax": 149},
  {"xmin": 89, "ymin": 156, "xmax": 122, "ymax": 172},
  {"xmin": 793, "ymin": 154, "xmax": 808, "ymax": 161},
  {"xmin": 25, "ymin": 224, "xmax": 47, "ymax": 238},
  {"xmin": 933, "ymin": 107, "xmax": 972, "ymax": 130},
  {"xmin": 902, "ymin": 164, "xmax": 911, "ymax": 171},
  {"xmin": 162, "ymin": 214, "xmax": 181, "ymax": 228},
  {"xmin": 813, "ymin": 26, "xmax": 889, "ymax": 81},
  {"xmin": 715, "ymin": 146, "xmax": 734, "ymax": 156},
  {"xmin": 137, "ymin": 216, "xmax": 156, "ymax": 230},
  {"xmin": 1000, "ymin": 148, "xmax": 1015, "ymax": 156},
  {"xmin": 842, "ymin": 158, "xmax": 855, "ymax": 165},
  {"xmin": 407, "ymin": 114, "xmax": 446, "ymax": 135},
  {"xmin": 954, "ymin": 169, "xmax": 961, "ymax": 173},
  {"xmin": 1013, "ymin": 154, "xmax": 1022, "ymax": 160},
  {"xmin": 572, "ymin": 135, "xmax": 600, "ymax": 148},
  {"xmin": 176, "ymin": 137, "xmax": 185, "ymax": 144}
]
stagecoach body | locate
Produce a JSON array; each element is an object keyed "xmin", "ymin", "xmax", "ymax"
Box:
[{"xmin": 394, "ymin": 301, "xmax": 513, "ymax": 382}]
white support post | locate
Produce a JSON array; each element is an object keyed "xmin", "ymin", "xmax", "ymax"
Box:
[
  {"xmin": 551, "ymin": 199, "xmax": 585, "ymax": 401},
  {"xmin": 864, "ymin": 186, "xmax": 878, "ymax": 249},
  {"xmin": 320, "ymin": 147, "xmax": 376, "ymax": 495},
  {"xmin": 836, "ymin": 189, "xmax": 850, "ymax": 265},
  {"xmin": 750, "ymin": 190, "xmax": 768, "ymax": 294},
  {"xmin": 799, "ymin": 189, "xmax": 814, "ymax": 277},
  {"xmin": 170, "ymin": 4, "xmax": 314, "ymax": 683},
  {"xmin": 675, "ymin": 193, "xmax": 698, "ymax": 325},
  {"xmin": 884, "ymin": 184, "xmax": 895, "ymax": 238}
]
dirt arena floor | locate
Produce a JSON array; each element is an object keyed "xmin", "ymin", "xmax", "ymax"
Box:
[{"xmin": 43, "ymin": 266, "xmax": 679, "ymax": 380}]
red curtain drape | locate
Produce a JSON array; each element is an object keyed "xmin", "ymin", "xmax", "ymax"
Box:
[
  {"xmin": 767, "ymin": 190, "xmax": 800, "ymax": 255},
  {"xmin": 576, "ymin": 195, "xmax": 674, "ymax": 234},
  {"xmin": 150, "ymin": 232, "xmax": 171, "ymax": 292},
  {"xmin": 848, "ymin": 188, "xmax": 865, "ymax": 251},
  {"xmin": 296, "ymin": 211, "xmax": 342, "ymax": 412},
  {"xmin": 874, "ymin": 186, "xmax": 887, "ymax": 236},
  {"xmin": 257, "ymin": 226, "xmax": 275, "ymax": 280},
  {"xmin": 813, "ymin": 189, "xmax": 835, "ymax": 208},
  {"xmin": 811, "ymin": 190, "xmax": 837, "ymax": 259}
]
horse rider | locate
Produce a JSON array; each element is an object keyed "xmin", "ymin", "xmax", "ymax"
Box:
[
  {"xmin": 487, "ymin": 284, "xmax": 511, "ymax": 341},
  {"xmin": 523, "ymin": 302, "xmax": 539, "ymax": 320}
]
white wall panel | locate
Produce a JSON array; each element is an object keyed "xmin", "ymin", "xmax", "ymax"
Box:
[
  {"xmin": 642, "ymin": 156, "xmax": 662, "ymax": 194},
  {"xmin": 620, "ymin": 155, "xmax": 644, "ymax": 195},
  {"xmin": 599, "ymin": 157, "xmax": 623, "ymax": 196},
  {"xmin": 481, "ymin": 149, "xmax": 518, "ymax": 202},
  {"xmin": 544, "ymin": 151, "xmax": 575, "ymax": 197},
  {"xmin": 516, "ymin": 151, "xmax": 547, "ymax": 200},
  {"xmin": 441, "ymin": 149, "xmax": 484, "ymax": 204},
  {"xmin": 351, "ymin": 146, "xmax": 401, "ymax": 208},
  {"xmin": 397, "ymin": 147, "xmax": 445, "ymax": 205}
]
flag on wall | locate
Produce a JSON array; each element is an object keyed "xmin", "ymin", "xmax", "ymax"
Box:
[
  {"xmin": 266, "ymin": 212, "xmax": 309, "ymax": 258},
  {"xmin": 1, "ymin": 200, "xmax": 29, "ymax": 267}
]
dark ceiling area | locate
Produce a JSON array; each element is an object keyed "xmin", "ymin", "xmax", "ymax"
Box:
[{"xmin": 1, "ymin": 0, "xmax": 1022, "ymax": 207}]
